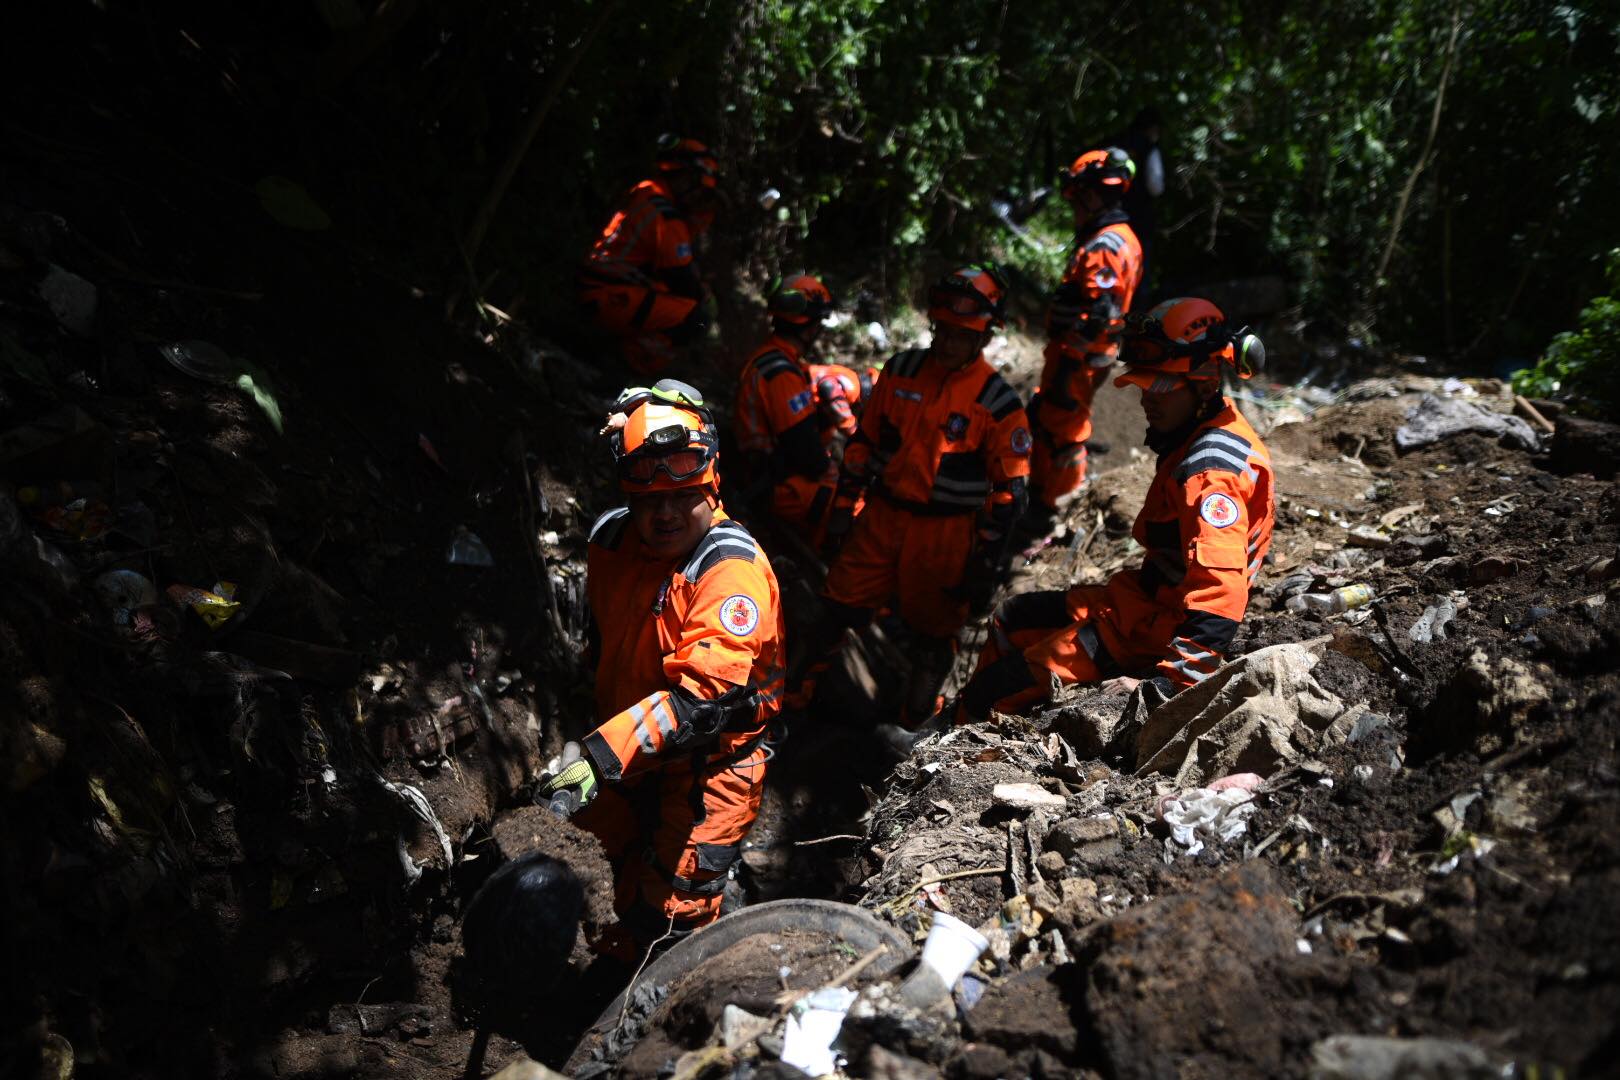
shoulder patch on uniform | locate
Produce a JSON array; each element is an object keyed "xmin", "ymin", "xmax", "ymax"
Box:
[
  {"xmin": 1176, "ymin": 428, "xmax": 1257, "ymax": 482},
  {"xmin": 975, "ymin": 372, "xmax": 1023, "ymax": 421},
  {"xmin": 588, "ymin": 507, "xmax": 631, "ymax": 548},
  {"xmin": 1010, "ymin": 426, "xmax": 1033, "ymax": 455},
  {"xmin": 755, "ymin": 350, "xmax": 797, "ymax": 379},
  {"xmin": 683, "ymin": 520, "xmax": 759, "ymax": 581},
  {"xmin": 1199, "ymin": 492, "xmax": 1241, "ymax": 529},
  {"xmin": 1086, "ymin": 231, "xmax": 1126, "ymax": 254},
  {"xmin": 887, "ymin": 349, "xmax": 927, "ymax": 379},
  {"xmin": 718, "ymin": 594, "xmax": 761, "ymax": 637}
]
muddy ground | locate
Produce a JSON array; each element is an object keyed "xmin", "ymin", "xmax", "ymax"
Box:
[{"xmin": 4, "ymin": 58, "xmax": 1618, "ymax": 1080}]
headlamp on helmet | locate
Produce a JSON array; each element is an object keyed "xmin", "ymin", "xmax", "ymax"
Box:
[{"xmin": 606, "ymin": 380, "xmax": 720, "ymax": 492}]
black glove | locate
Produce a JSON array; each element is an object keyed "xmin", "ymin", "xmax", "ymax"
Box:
[
  {"xmin": 953, "ymin": 547, "xmax": 1002, "ymax": 615},
  {"xmin": 821, "ymin": 503, "xmax": 854, "ymax": 560}
]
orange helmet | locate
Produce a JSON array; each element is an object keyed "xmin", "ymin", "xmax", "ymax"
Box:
[
  {"xmin": 655, "ymin": 135, "xmax": 719, "ymax": 190},
  {"xmin": 607, "ymin": 380, "xmax": 720, "ymax": 493},
  {"xmin": 1060, "ymin": 147, "xmax": 1135, "ymax": 202},
  {"xmin": 768, "ymin": 272, "xmax": 833, "ymax": 327},
  {"xmin": 1114, "ymin": 297, "xmax": 1264, "ymax": 392},
  {"xmin": 927, "ymin": 263, "xmax": 1008, "ymax": 332}
]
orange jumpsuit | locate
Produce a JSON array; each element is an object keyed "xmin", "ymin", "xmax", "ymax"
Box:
[
  {"xmin": 962, "ymin": 399, "xmax": 1273, "ymax": 718},
  {"xmin": 575, "ymin": 506, "xmax": 784, "ymax": 947},
  {"xmin": 734, "ymin": 337, "xmax": 859, "ymax": 537},
  {"xmin": 577, "ymin": 178, "xmax": 709, "ymax": 375},
  {"xmin": 1030, "ymin": 210, "xmax": 1142, "ymax": 507},
  {"xmin": 823, "ymin": 347, "xmax": 1031, "ymax": 638}
]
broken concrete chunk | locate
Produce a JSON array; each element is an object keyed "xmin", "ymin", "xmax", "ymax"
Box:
[
  {"xmin": 991, "ymin": 783, "xmax": 1066, "ymax": 812},
  {"xmin": 1042, "ymin": 814, "xmax": 1119, "ymax": 859}
]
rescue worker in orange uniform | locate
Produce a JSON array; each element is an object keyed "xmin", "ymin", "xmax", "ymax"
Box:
[
  {"xmin": 539, "ymin": 380, "xmax": 784, "ymax": 955},
  {"xmin": 1029, "ymin": 148, "xmax": 1143, "ymax": 513},
  {"xmin": 956, "ymin": 297, "xmax": 1274, "ymax": 723},
  {"xmin": 577, "ymin": 137, "xmax": 720, "ymax": 375},
  {"xmin": 733, "ymin": 274, "xmax": 858, "ymax": 540},
  {"xmin": 790, "ymin": 265, "xmax": 1032, "ymax": 722}
]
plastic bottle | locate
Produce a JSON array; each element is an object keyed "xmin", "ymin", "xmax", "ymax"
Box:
[
  {"xmin": 1286, "ymin": 584, "xmax": 1375, "ymax": 615},
  {"xmin": 1331, "ymin": 584, "xmax": 1375, "ymax": 612}
]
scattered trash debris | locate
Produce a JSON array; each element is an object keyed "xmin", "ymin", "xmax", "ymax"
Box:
[
  {"xmin": 991, "ymin": 782, "xmax": 1066, "ymax": 813},
  {"xmin": 1131, "ymin": 643, "xmax": 1358, "ymax": 787},
  {"xmin": 1394, "ymin": 393, "xmax": 1541, "ymax": 453},
  {"xmin": 1287, "ymin": 583, "xmax": 1375, "ymax": 614},
  {"xmin": 166, "ymin": 581, "xmax": 240, "ymax": 629},
  {"xmin": 781, "ymin": 985, "xmax": 858, "ymax": 1075},
  {"xmin": 1159, "ymin": 785, "xmax": 1258, "ymax": 859},
  {"xmin": 93, "ymin": 569, "xmax": 158, "ymax": 627},
  {"xmin": 446, "ymin": 527, "xmax": 495, "ymax": 566},
  {"xmin": 158, "ymin": 340, "xmax": 286, "ymax": 433},
  {"xmin": 1407, "ymin": 598, "xmax": 1457, "ymax": 643}
]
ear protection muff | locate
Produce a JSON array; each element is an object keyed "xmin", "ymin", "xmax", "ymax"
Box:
[{"xmin": 1233, "ymin": 329, "xmax": 1264, "ymax": 378}]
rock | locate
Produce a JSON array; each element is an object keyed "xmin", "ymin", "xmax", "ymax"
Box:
[
  {"xmin": 1035, "ymin": 851, "xmax": 1066, "ymax": 876},
  {"xmin": 1049, "ymin": 877, "xmax": 1102, "ymax": 933},
  {"xmin": 1082, "ymin": 862, "xmax": 1296, "ymax": 1080},
  {"xmin": 992, "ymin": 783, "xmax": 1066, "ymax": 813},
  {"xmin": 962, "ymin": 965, "xmax": 1080, "ymax": 1059},
  {"xmin": 1550, "ymin": 414, "xmax": 1620, "ymax": 480},
  {"xmin": 1411, "ymin": 648, "xmax": 1553, "ymax": 761},
  {"xmin": 949, "ymin": 1042, "xmax": 1016, "ymax": 1080},
  {"xmin": 1469, "ymin": 555, "xmax": 1525, "ymax": 585},
  {"xmin": 1309, "ymin": 1034, "xmax": 1502, "ymax": 1079},
  {"xmin": 1042, "ymin": 815, "xmax": 1117, "ymax": 857},
  {"xmin": 866, "ymin": 1044, "xmax": 939, "ymax": 1079}
]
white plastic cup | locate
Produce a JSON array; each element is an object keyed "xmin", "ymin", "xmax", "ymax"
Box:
[{"xmin": 920, "ymin": 911, "xmax": 990, "ymax": 986}]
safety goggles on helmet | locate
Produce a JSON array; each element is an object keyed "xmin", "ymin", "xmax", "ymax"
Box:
[
  {"xmin": 927, "ymin": 263, "xmax": 1008, "ymax": 331},
  {"xmin": 618, "ymin": 443, "xmax": 715, "ymax": 485},
  {"xmin": 609, "ymin": 380, "xmax": 720, "ymax": 492}
]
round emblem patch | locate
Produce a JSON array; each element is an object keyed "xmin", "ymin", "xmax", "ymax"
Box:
[
  {"xmin": 1199, "ymin": 492, "xmax": 1240, "ymax": 529},
  {"xmin": 720, "ymin": 594, "xmax": 761, "ymax": 637},
  {"xmin": 1010, "ymin": 426, "xmax": 1033, "ymax": 455}
]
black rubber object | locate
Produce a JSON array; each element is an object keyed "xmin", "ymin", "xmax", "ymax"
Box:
[{"xmin": 564, "ymin": 898, "xmax": 913, "ymax": 1073}]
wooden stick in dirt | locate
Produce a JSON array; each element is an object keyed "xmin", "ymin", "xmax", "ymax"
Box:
[{"xmin": 1513, "ymin": 395, "xmax": 1556, "ymax": 434}]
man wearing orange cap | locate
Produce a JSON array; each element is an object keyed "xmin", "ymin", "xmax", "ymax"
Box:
[
  {"xmin": 788, "ymin": 265, "xmax": 1032, "ymax": 724},
  {"xmin": 1028, "ymin": 147, "xmax": 1143, "ymax": 514},
  {"xmin": 540, "ymin": 380, "xmax": 784, "ymax": 954},
  {"xmin": 734, "ymin": 273, "xmax": 858, "ymax": 542},
  {"xmin": 577, "ymin": 137, "xmax": 721, "ymax": 374},
  {"xmin": 956, "ymin": 298, "xmax": 1274, "ymax": 724}
]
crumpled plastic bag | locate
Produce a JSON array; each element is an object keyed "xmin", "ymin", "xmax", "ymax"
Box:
[
  {"xmin": 782, "ymin": 986, "xmax": 858, "ymax": 1076},
  {"xmin": 1127, "ymin": 643, "xmax": 1357, "ymax": 788},
  {"xmin": 1394, "ymin": 394, "xmax": 1540, "ymax": 453},
  {"xmin": 1159, "ymin": 785, "xmax": 1258, "ymax": 859}
]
